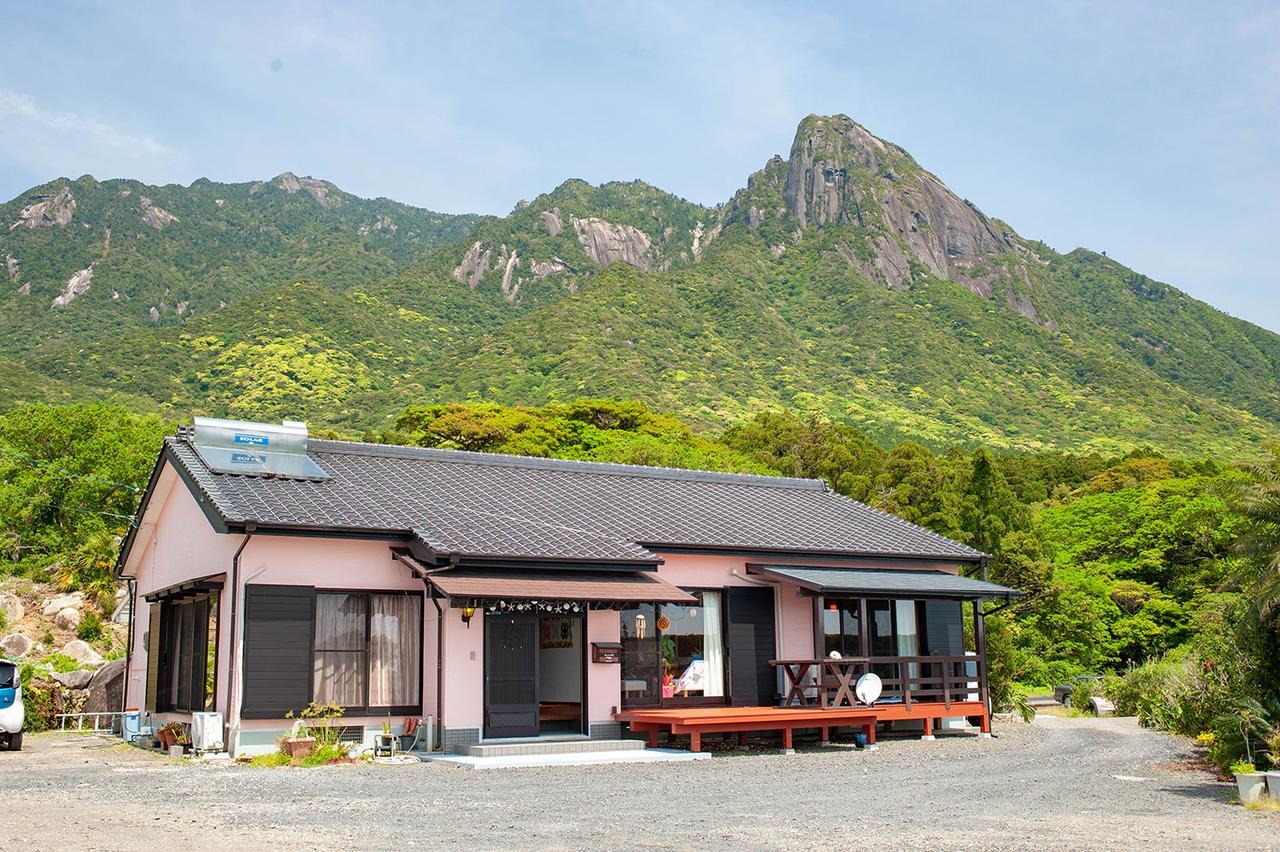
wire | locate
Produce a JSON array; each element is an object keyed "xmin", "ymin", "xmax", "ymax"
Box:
[
  {"xmin": 0, "ymin": 443, "xmax": 143, "ymax": 493},
  {"xmin": 12, "ymin": 493, "xmax": 138, "ymax": 528}
]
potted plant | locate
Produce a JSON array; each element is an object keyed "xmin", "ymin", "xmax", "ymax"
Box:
[
  {"xmin": 157, "ymin": 721, "xmax": 185, "ymax": 751},
  {"xmin": 1231, "ymin": 760, "xmax": 1268, "ymax": 805},
  {"xmin": 1266, "ymin": 732, "xmax": 1280, "ymax": 799},
  {"xmin": 374, "ymin": 715, "xmax": 397, "ymax": 758}
]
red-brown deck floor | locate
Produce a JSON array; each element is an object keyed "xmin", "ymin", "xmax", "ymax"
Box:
[{"xmin": 615, "ymin": 702, "xmax": 989, "ymax": 752}]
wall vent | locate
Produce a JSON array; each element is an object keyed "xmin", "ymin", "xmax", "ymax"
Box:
[{"xmin": 191, "ymin": 417, "xmax": 330, "ymax": 480}]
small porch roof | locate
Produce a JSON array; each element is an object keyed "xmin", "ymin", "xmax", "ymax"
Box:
[
  {"xmin": 747, "ymin": 564, "xmax": 1019, "ymax": 601},
  {"xmin": 421, "ymin": 567, "xmax": 697, "ymax": 605}
]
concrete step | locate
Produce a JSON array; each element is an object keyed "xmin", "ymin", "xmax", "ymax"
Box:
[{"xmin": 465, "ymin": 739, "xmax": 645, "ymax": 758}]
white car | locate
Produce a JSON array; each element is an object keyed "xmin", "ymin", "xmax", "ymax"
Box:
[{"xmin": 0, "ymin": 658, "xmax": 23, "ymax": 751}]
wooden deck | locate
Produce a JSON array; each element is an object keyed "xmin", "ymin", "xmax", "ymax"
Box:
[{"xmin": 616, "ymin": 701, "xmax": 989, "ymax": 752}]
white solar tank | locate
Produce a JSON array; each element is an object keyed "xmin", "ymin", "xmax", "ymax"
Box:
[{"xmin": 191, "ymin": 417, "xmax": 330, "ymax": 480}]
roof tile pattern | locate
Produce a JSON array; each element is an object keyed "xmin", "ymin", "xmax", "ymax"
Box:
[{"xmin": 166, "ymin": 436, "xmax": 983, "ymax": 564}]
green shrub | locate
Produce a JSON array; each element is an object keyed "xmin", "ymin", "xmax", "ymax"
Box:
[
  {"xmin": 0, "ymin": 610, "xmax": 7, "ymax": 631},
  {"xmin": 95, "ymin": 588, "xmax": 117, "ymax": 617},
  {"xmin": 40, "ymin": 630, "xmax": 54, "ymax": 647},
  {"xmin": 77, "ymin": 611, "xmax": 103, "ymax": 642},
  {"xmin": 1069, "ymin": 679, "xmax": 1098, "ymax": 714},
  {"xmin": 1229, "ymin": 759, "xmax": 1257, "ymax": 775},
  {"xmin": 40, "ymin": 653, "xmax": 86, "ymax": 673}
]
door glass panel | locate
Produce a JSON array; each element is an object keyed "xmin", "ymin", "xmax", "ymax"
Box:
[
  {"xmin": 620, "ymin": 603, "xmax": 659, "ymax": 706},
  {"xmin": 823, "ymin": 602, "xmax": 860, "ymax": 657}
]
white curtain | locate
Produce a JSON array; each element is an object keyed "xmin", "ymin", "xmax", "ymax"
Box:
[
  {"xmin": 313, "ymin": 593, "xmax": 366, "ymax": 706},
  {"xmin": 369, "ymin": 594, "xmax": 421, "ymax": 707},
  {"xmin": 895, "ymin": 599, "xmax": 919, "ymax": 681},
  {"xmin": 701, "ymin": 591, "xmax": 725, "ymax": 697}
]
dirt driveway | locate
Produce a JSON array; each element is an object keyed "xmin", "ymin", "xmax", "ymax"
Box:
[{"xmin": 0, "ymin": 716, "xmax": 1275, "ymax": 850}]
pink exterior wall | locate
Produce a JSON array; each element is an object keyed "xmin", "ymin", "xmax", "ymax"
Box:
[
  {"xmin": 587, "ymin": 608, "xmax": 621, "ymax": 724},
  {"xmin": 440, "ymin": 606, "xmax": 484, "ymax": 728}
]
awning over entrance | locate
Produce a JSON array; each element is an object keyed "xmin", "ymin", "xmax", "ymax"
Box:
[
  {"xmin": 747, "ymin": 565, "xmax": 1019, "ymax": 601},
  {"xmin": 422, "ymin": 568, "xmax": 698, "ymax": 605}
]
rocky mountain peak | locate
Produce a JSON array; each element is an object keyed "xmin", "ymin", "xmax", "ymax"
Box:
[{"xmin": 781, "ymin": 114, "xmax": 1020, "ymax": 298}]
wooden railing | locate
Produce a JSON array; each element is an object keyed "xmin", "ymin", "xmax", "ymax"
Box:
[{"xmin": 770, "ymin": 655, "xmax": 986, "ymax": 711}]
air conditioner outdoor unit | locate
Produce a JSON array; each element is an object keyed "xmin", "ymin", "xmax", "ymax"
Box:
[{"xmin": 191, "ymin": 711, "xmax": 224, "ymax": 751}]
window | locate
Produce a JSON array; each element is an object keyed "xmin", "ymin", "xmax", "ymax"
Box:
[
  {"xmin": 822, "ymin": 601, "xmax": 860, "ymax": 657},
  {"xmin": 661, "ymin": 592, "xmax": 724, "ymax": 698},
  {"xmin": 312, "ymin": 592, "xmax": 421, "ymax": 711},
  {"xmin": 152, "ymin": 593, "xmax": 219, "ymax": 713},
  {"xmin": 620, "ymin": 591, "xmax": 725, "ymax": 705}
]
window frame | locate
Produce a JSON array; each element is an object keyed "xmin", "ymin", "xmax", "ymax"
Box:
[
  {"xmin": 620, "ymin": 587, "xmax": 730, "ymax": 709},
  {"xmin": 311, "ymin": 588, "xmax": 424, "ymax": 717},
  {"xmin": 155, "ymin": 592, "xmax": 220, "ymax": 714}
]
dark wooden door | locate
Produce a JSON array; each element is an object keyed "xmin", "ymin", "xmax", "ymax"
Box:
[
  {"xmin": 727, "ymin": 586, "xmax": 778, "ymax": 706},
  {"xmin": 484, "ymin": 614, "xmax": 539, "ymax": 738}
]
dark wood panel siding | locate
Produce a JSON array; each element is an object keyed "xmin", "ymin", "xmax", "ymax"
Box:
[
  {"xmin": 726, "ymin": 586, "xmax": 777, "ymax": 707},
  {"xmin": 923, "ymin": 599, "xmax": 964, "ymax": 656},
  {"xmin": 144, "ymin": 603, "xmax": 162, "ymax": 713},
  {"xmin": 241, "ymin": 584, "xmax": 316, "ymax": 718}
]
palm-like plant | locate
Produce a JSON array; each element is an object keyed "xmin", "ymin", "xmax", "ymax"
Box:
[
  {"xmin": 53, "ymin": 526, "xmax": 121, "ymax": 597},
  {"xmin": 1237, "ymin": 446, "xmax": 1280, "ymax": 618}
]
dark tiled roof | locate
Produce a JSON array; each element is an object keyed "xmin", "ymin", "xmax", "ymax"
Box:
[
  {"xmin": 749, "ymin": 565, "xmax": 1018, "ymax": 600},
  {"xmin": 164, "ymin": 435, "xmax": 984, "ymax": 565}
]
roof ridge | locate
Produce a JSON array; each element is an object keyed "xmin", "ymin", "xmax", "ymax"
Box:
[{"xmin": 303, "ymin": 437, "xmax": 827, "ymax": 490}]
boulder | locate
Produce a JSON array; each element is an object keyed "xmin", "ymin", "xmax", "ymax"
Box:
[
  {"xmin": 52, "ymin": 669, "xmax": 93, "ymax": 689},
  {"xmin": 61, "ymin": 639, "xmax": 103, "ymax": 666},
  {"xmin": 0, "ymin": 591, "xmax": 23, "ymax": 623},
  {"xmin": 54, "ymin": 606, "xmax": 81, "ymax": 631},
  {"xmin": 83, "ymin": 659, "xmax": 125, "ymax": 713},
  {"xmin": 0, "ymin": 632, "xmax": 33, "ymax": 658},
  {"xmin": 1089, "ymin": 696, "xmax": 1116, "ymax": 716},
  {"xmin": 42, "ymin": 592, "xmax": 84, "ymax": 617}
]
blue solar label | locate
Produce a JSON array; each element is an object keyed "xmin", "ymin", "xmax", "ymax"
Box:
[
  {"xmin": 230, "ymin": 451, "xmax": 267, "ymax": 465},
  {"xmin": 234, "ymin": 433, "xmax": 269, "ymax": 446}
]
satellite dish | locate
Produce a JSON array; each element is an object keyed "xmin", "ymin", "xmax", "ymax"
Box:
[{"xmin": 855, "ymin": 672, "xmax": 883, "ymax": 705}]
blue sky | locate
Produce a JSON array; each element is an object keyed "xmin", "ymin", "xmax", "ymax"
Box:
[{"xmin": 2, "ymin": 1, "xmax": 1277, "ymax": 331}]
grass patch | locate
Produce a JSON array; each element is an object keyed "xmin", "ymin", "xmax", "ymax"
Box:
[{"xmin": 1243, "ymin": 798, "xmax": 1280, "ymax": 813}]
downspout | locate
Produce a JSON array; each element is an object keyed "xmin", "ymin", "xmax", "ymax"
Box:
[
  {"xmin": 119, "ymin": 575, "xmax": 136, "ymax": 717},
  {"xmin": 223, "ymin": 524, "xmax": 255, "ymax": 752},
  {"xmin": 431, "ymin": 594, "xmax": 445, "ymax": 749},
  {"xmin": 979, "ymin": 555, "xmax": 989, "ymax": 582}
]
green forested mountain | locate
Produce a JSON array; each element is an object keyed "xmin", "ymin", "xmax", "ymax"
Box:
[{"xmin": 2, "ymin": 115, "xmax": 1278, "ymax": 455}]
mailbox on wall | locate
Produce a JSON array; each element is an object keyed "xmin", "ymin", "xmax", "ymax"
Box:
[{"xmin": 591, "ymin": 642, "xmax": 623, "ymax": 663}]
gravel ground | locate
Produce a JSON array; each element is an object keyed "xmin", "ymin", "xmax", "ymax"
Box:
[{"xmin": 0, "ymin": 716, "xmax": 1276, "ymax": 851}]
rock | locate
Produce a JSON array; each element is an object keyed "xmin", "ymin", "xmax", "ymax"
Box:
[
  {"xmin": 83, "ymin": 658, "xmax": 126, "ymax": 713},
  {"xmin": 781, "ymin": 114, "xmax": 1015, "ymax": 296},
  {"xmin": 52, "ymin": 669, "xmax": 93, "ymax": 689},
  {"xmin": 138, "ymin": 196, "xmax": 179, "ymax": 229},
  {"xmin": 498, "ymin": 249, "xmax": 519, "ymax": 303},
  {"xmin": 570, "ymin": 215, "xmax": 653, "ymax": 271},
  {"xmin": 61, "ymin": 640, "xmax": 103, "ymax": 666},
  {"xmin": 1089, "ymin": 696, "xmax": 1116, "ymax": 716},
  {"xmin": 539, "ymin": 209, "xmax": 563, "ymax": 236},
  {"xmin": 149, "ymin": 306, "xmax": 160, "ymax": 321},
  {"xmin": 0, "ymin": 633, "xmax": 33, "ymax": 658},
  {"xmin": 54, "ymin": 607, "xmax": 81, "ymax": 631},
  {"xmin": 16, "ymin": 282, "xmax": 29, "ymax": 296},
  {"xmin": 0, "ymin": 592, "xmax": 24, "ymax": 623},
  {"xmin": 10, "ymin": 185, "xmax": 75, "ymax": 230},
  {"xmin": 273, "ymin": 172, "xmax": 340, "ymax": 207},
  {"xmin": 4, "ymin": 253, "xmax": 16, "ymax": 280},
  {"xmin": 42, "ymin": 592, "xmax": 84, "ymax": 616},
  {"xmin": 530, "ymin": 258, "xmax": 566, "ymax": 279},
  {"xmin": 214, "ymin": 198, "xmax": 225, "ymax": 207},
  {"xmin": 51, "ymin": 265, "xmax": 93, "ymax": 308},
  {"xmin": 452, "ymin": 241, "xmax": 491, "ymax": 288}
]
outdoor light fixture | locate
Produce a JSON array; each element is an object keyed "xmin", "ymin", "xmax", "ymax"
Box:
[{"xmin": 461, "ymin": 606, "xmax": 475, "ymax": 627}]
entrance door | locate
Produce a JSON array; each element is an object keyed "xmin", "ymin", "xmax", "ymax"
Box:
[{"xmin": 484, "ymin": 614, "xmax": 539, "ymax": 738}]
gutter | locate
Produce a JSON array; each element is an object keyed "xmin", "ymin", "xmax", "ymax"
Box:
[
  {"xmin": 223, "ymin": 524, "xmax": 255, "ymax": 750},
  {"xmin": 119, "ymin": 574, "xmax": 136, "ymax": 717}
]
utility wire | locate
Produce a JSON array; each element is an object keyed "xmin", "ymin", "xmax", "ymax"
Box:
[{"xmin": 0, "ymin": 443, "xmax": 143, "ymax": 493}]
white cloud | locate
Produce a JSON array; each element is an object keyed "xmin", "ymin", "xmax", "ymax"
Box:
[{"xmin": 0, "ymin": 89, "xmax": 181, "ymax": 162}]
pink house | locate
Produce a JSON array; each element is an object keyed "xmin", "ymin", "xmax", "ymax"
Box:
[{"xmin": 115, "ymin": 418, "xmax": 1017, "ymax": 756}]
